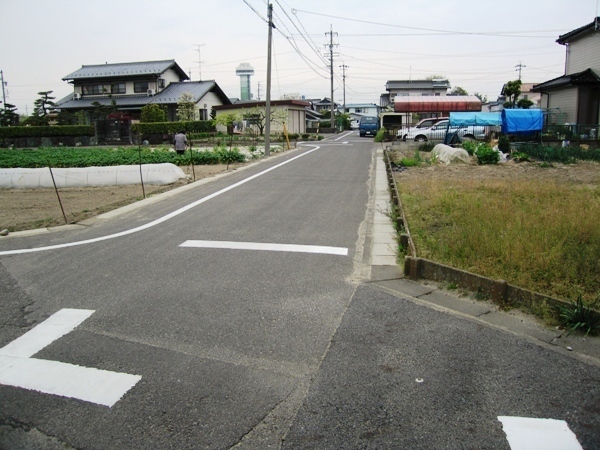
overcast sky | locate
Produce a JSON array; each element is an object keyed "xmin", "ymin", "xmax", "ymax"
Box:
[{"xmin": 1, "ymin": 0, "xmax": 599, "ymax": 114}]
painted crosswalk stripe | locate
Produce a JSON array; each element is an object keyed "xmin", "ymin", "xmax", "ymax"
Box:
[
  {"xmin": 180, "ymin": 240, "xmax": 348, "ymax": 256},
  {"xmin": 498, "ymin": 416, "xmax": 583, "ymax": 450},
  {"xmin": 0, "ymin": 308, "xmax": 141, "ymax": 408}
]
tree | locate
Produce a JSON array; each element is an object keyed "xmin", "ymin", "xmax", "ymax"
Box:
[
  {"xmin": 243, "ymin": 106, "xmax": 288, "ymax": 136},
  {"xmin": 0, "ymin": 103, "xmax": 19, "ymax": 126},
  {"xmin": 517, "ymin": 98, "xmax": 534, "ymax": 109},
  {"xmin": 90, "ymin": 99, "xmax": 117, "ymax": 121},
  {"xmin": 474, "ymin": 92, "xmax": 488, "ymax": 103},
  {"xmin": 141, "ymin": 104, "xmax": 167, "ymax": 122},
  {"xmin": 176, "ymin": 92, "xmax": 197, "ymax": 121},
  {"xmin": 33, "ymin": 91, "xmax": 56, "ymax": 118},
  {"xmin": 425, "ymin": 74, "xmax": 446, "ymax": 80},
  {"xmin": 449, "ymin": 86, "xmax": 468, "ymax": 96},
  {"xmin": 215, "ymin": 112, "xmax": 241, "ymax": 135},
  {"xmin": 502, "ymin": 80, "xmax": 522, "ymax": 109}
]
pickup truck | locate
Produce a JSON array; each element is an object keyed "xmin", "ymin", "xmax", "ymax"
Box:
[{"xmin": 403, "ymin": 119, "xmax": 487, "ymax": 142}]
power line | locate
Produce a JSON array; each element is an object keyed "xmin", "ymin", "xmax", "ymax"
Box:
[{"xmin": 292, "ymin": 9, "xmax": 567, "ymax": 38}]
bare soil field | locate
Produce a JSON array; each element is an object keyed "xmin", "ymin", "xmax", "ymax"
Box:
[{"xmin": 0, "ymin": 163, "xmax": 244, "ymax": 232}]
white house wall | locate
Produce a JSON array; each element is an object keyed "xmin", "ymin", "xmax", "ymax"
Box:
[
  {"xmin": 195, "ymin": 91, "xmax": 222, "ymax": 117},
  {"xmin": 565, "ymin": 35, "xmax": 600, "ymax": 75},
  {"xmin": 546, "ymin": 86, "xmax": 578, "ymax": 123}
]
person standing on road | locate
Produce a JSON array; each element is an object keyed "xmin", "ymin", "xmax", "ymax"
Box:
[{"xmin": 174, "ymin": 131, "xmax": 187, "ymax": 155}]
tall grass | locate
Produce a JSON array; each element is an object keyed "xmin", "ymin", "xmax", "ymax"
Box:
[{"xmin": 398, "ymin": 178, "xmax": 600, "ymax": 302}]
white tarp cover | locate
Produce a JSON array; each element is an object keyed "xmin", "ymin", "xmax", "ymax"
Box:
[
  {"xmin": 0, "ymin": 163, "xmax": 186, "ymax": 189},
  {"xmin": 431, "ymin": 144, "xmax": 471, "ymax": 165}
]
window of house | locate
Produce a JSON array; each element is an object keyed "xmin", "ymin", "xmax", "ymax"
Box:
[
  {"xmin": 111, "ymin": 83, "xmax": 126, "ymax": 94},
  {"xmin": 134, "ymin": 81, "xmax": 149, "ymax": 93},
  {"xmin": 199, "ymin": 109, "xmax": 207, "ymax": 120},
  {"xmin": 82, "ymin": 84, "xmax": 106, "ymax": 95},
  {"xmin": 354, "ymin": 108, "xmax": 364, "ymax": 113}
]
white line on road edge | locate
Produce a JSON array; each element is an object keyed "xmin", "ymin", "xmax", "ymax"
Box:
[
  {"xmin": 498, "ymin": 416, "xmax": 583, "ymax": 450},
  {"xmin": 180, "ymin": 240, "xmax": 348, "ymax": 256},
  {"xmin": 0, "ymin": 146, "xmax": 321, "ymax": 256},
  {"xmin": 0, "ymin": 308, "xmax": 141, "ymax": 407}
]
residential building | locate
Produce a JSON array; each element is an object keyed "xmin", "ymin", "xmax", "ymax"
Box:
[
  {"xmin": 532, "ymin": 17, "xmax": 600, "ymax": 125},
  {"xmin": 56, "ymin": 60, "xmax": 231, "ymax": 122},
  {"xmin": 213, "ymin": 100, "xmax": 310, "ymax": 135},
  {"xmin": 341, "ymin": 103, "xmax": 380, "ymax": 117},
  {"xmin": 380, "ymin": 79, "xmax": 451, "ymax": 109}
]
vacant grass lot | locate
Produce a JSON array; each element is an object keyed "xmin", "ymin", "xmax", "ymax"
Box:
[{"xmin": 392, "ymin": 156, "xmax": 600, "ymax": 303}]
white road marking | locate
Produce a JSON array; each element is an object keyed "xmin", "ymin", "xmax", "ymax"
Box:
[
  {"xmin": 334, "ymin": 131, "xmax": 355, "ymax": 141},
  {"xmin": 0, "ymin": 308, "xmax": 141, "ymax": 407},
  {"xmin": 180, "ymin": 240, "xmax": 348, "ymax": 256},
  {"xmin": 498, "ymin": 416, "xmax": 583, "ymax": 450},
  {"xmin": 0, "ymin": 308, "xmax": 94, "ymax": 358},
  {"xmin": 0, "ymin": 146, "xmax": 321, "ymax": 256}
]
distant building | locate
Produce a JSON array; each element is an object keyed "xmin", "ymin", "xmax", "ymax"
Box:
[
  {"xmin": 213, "ymin": 100, "xmax": 309, "ymax": 134},
  {"xmin": 235, "ymin": 63, "xmax": 254, "ymax": 101},
  {"xmin": 380, "ymin": 79, "xmax": 451, "ymax": 109},
  {"xmin": 341, "ymin": 103, "xmax": 380, "ymax": 116}
]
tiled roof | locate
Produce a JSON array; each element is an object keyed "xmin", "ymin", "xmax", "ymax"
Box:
[
  {"xmin": 56, "ymin": 95, "xmax": 153, "ymax": 109},
  {"xmin": 148, "ymin": 81, "xmax": 215, "ymax": 104},
  {"xmin": 557, "ymin": 17, "xmax": 599, "ymax": 44},
  {"xmin": 532, "ymin": 69, "xmax": 600, "ymax": 91},
  {"xmin": 56, "ymin": 81, "xmax": 231, "ymax": 109},
  {"xmin": 62, "ymin": 60, "xmax": 188, "ymax": 81}
]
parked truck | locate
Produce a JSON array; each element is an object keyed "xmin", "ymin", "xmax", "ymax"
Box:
[{"xmin": 359, "ymin": 116, "xmax": 380, "ymax": 137}]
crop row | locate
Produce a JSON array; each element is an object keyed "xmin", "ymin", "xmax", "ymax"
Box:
[{"xmin": 0, "ymin": 146, "xmax": 246, "ymax": 168}]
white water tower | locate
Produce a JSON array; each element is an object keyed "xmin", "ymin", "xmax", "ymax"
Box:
[{"xmin": 236, "ymin": 63, "xmax": 254, "ymax": 101}]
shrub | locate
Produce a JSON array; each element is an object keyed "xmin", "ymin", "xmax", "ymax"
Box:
[
  {"xmin": 461, "ymin": 140, "xmax": 477, "ymax": 155},
  {"xmin": 0, "ymin": 125, "xmax": 94, "ymax": 139},
  {"xmin": 374, "ymin": 127, "xmax": 386, "ymax": 142},
  {"xmin": 498, "ymin": 135, "xmax": 511, "ymax": 153},
  {"xmin": 474, "ymin": 144, "xmax": 500, "ymax": 165},
  {"xmin": 418, "ymin": 142, "xmax": 435, "ymax": 152},
  {"xmin": 131, "ymin": 120, "xmax": 215, "ymax": 135}
]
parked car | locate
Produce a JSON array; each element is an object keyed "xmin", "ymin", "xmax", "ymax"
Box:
[
  {"xmin": 403, "ymin": 119, "xmax": 487, "ymax": 142},
  {"xmin": 397, "ymin": 117, "xmax": 448, "ymax": 140},
  {"xmin": 359, "ymin": 116, "xmax": 379, "ymax": 137},
  {"xmin": 350, "ymin": 120, "xmax": 359, "ymax": 129}
]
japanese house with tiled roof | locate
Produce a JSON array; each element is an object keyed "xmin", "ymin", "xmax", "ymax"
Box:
[
  {"xmin": 533, "ymin": 17, "xmax": 600, "ymax": 126},
  {"xmin": 56, "ymin": 60, "xmax": 231, "ymax": 121}
]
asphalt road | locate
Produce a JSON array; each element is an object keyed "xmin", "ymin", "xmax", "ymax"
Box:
[{"xmin": 0, "ymin": 132, "xmax": 598, "ymax": 449}]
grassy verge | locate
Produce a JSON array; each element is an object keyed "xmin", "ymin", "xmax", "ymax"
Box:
[{"xmin": 396, "ymin": 177, "xmax": 600, "ymax": 303}]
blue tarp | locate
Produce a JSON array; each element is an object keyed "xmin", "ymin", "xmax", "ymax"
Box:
[
  {"xmin": 501, "ymin": 109, "xmax": 543, "ymax": 133},
  {"xmin": 449, "ymin": 112, "xmax": 502, "ymax": 127}
]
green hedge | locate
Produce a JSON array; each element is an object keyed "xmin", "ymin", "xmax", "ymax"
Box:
[
  {"xmin": 131, "ymin": 120, "xmax": 215, "ymax": 135},
  {"xmin": 0, "ymin": 125, "xmax": 95, "ymax": 138}
]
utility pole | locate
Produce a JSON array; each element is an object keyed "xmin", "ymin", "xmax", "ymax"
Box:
[
  {"xmin": 265, "ymin": 3, "xmax": 274, "ymax": 157},
  {"xmin": 325, "ymin": 26, "xmax": 338, "ymax": 129},
  {"xmin": 257, "ymin": 82, "xmax": 261, "ymax": 101},
  {"xmin": 515, "ymin": 61, "xmax": 526, "ymax": 81},
  {"xmin": 195, "ymin": 44, "xmax": 205, "ymax": 81},
  {"xmin": 339, "ymin": 64, "xmax": 348, "ymax": 113},
  {"xmin": 1, "ymin": 71, "xmax": 6, "ymax": 110}
]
